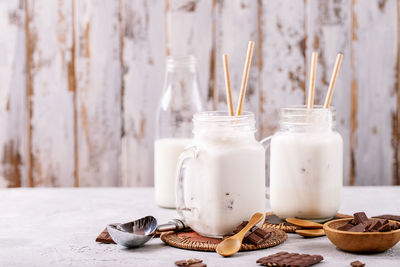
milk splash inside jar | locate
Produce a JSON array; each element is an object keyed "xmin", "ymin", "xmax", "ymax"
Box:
[
  {"xmin": 175, "ymin": 111, "xmax": 266, "ymax": 237},
  {"xmin": 267, "ymin": 106, "xmax": 343, "ymax": 221}
]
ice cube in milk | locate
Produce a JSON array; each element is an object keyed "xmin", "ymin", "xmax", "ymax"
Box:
[
  {"xmin": 269, "ymin": 131, "xmax": 343, "ymax": 220},
  {"xmin": 154, "ymin": 138, "xmax": 192, "ymax": 208},
  {"xmin": 182, "ymin": 137, "xmax": 266, "ymax": 237}
]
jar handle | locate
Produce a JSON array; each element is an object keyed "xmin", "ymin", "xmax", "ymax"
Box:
[
  {"xmin": 260, "ymin": 136, "xmax": 272, "ymax": 200},
  {"xmin": 175, "ymin": 145, "xmax": 199, "ymax": 217}
]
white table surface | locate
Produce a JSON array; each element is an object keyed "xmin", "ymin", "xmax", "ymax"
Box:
[{"xmin": 1, "ymin": 187, "xmax": 400, "ymax": 267}]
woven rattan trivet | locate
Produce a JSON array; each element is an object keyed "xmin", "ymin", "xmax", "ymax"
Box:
[
  {"xmin": 263, "ymin": 211, "xmax": 352, "ymax": 233},
  {"xmin": 160, "ymin": 226, "xmax": 287, "ymax": 252}
]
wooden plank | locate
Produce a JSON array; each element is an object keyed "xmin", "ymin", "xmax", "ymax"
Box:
[
  {"xmin": 0, "ymin": 0, "xmax": 28, "ymax": 187},
  {"xmin": 394, "ymin": 0, "xmax": 400, "ymax": 186},
  {"xmin": 258, "ymin": 0, "xmax": 306, "ymax": 180},
  {"xmin": 75, "ymin": 0, "xmax": 121, "ymax": 186},
  {"xmin": 306, "ymin": 0, "xmax": 352, "ymax": 184},
  {"xmin": 166, "ymin": 0, "xmax": 214, "ymax": 108},
  {"xmin": 258, "ymin": 0, "xmax": 306, "ymax": 138},
  {"xmin": 120, "ymin": 0, "xmax": 166, "ymax": 186},
  {"xmin": 213, "ymin": 0, "xmax": 259, "ymax": 117},
  {"xmin": 351, "ymin": 0, "xmax": 397, "ymax": 185},
  {"xmin": 26, "ymin": 0, "xmax": 75, "ymax": 186}
]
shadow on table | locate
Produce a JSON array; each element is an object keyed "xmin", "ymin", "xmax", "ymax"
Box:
[{"xmin": 121, "ymin": 243, "xmax": 166, "ymax": 253}]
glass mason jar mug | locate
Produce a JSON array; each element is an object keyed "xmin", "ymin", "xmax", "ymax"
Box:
[
  {"xmin": 175, "ymin": 111, "xmax": 266, "ymax": 237},
  {"xmin": 267, "ymin": 106, "xmax": 343, "ymax": 221}
]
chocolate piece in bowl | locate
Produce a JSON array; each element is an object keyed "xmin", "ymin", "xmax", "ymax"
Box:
[
  {"xmin": 377, "ymin": 222, "xmax": 391, "ymax": 232},
  {"xmin": 256, "ymin": 251, "xmax": 323, "ymax": 267},
  {"xmin": 372, "ymin": 214, "xmax": 400, "ymax": 222},
  {"xmin": 366, "ymin": 220, "xmax": 382, "ymax": 232},
  {"xmin": 348, "ymin": 223, "xmax": 366, "ymax": 233},
  {"xmin": 390, "ymin": 222, "xmax": 400, "ymax": 230},
  {"xmin": 353, "ymin": 212, "xmax": 368, "ymax": 225},
  {"xmin": 337, "ymin": 222, "xmax": 354, "ymax": 231}
]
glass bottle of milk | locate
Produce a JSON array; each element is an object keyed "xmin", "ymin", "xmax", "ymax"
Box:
[{"xmin": 154, "ymin": 56, "xmax": 203, "ymax": 208}]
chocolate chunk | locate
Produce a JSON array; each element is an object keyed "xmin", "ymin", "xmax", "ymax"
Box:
[
  {"xmin": 338, "ymin": 223, "xmax": 354, "ymax": 231},
  {"xmin": 252, "ymin": 227, "xmax": 271, "ymax": 239},
  {"xmin": 246, "ymin": 229, "xmax": 271, "ymax": 245},
  {"xmin": 256, "ymin": 251, "xmax": 323, "ymax": 266},
  {"xmin": 390, "ymin": 222, "xmax": 400, "ymax": 230},
  {"xmin": 353, "ymin": 212, "xmax": 369, "ymax": 225},
  {"xmin": 232, "ymin": 222, "xmax": 271, "ymax": 245},
  {"xmin": 246, "ymin": 232, "xmax": 264, "ymax": 245},
  {"xmin": 377, "ymin": 223, "xmax": 391, "ymax": 232},
  {"xmin": 175, "ymin": 258, "xmax": 204, "ymax": 266},
  {"xmin": 95, "ymin": 227, "xmax": 116, "ymax": 244},
  {"xmin": 350, "ymin": 260, "xmax": 365, "ymax": 267},
  {"xmin": 348, "ymin": 223, "xmax": 367, "ymax": 232},
  {"xmin": 190, "ymin": 264, "xmax": 206, "ymax": 267},
  {"xmin": 232, "ymin": 221, "xmax": 248, "ymax": 234},
  {"xmin": 373, "ymin": 214, "xmax": 400, "ymax": 222},
  {"xmin": 367, "ymin": 220, "xmax": 382, "ymax": 232},
  {"xmin": 349, "ymin": 219, "xmax": 358, "ymax": 225}
]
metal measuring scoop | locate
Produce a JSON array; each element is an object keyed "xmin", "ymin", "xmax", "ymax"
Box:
[{"xmin": 107, "ymin": 216, "xmax": 187, "ymax": 248}]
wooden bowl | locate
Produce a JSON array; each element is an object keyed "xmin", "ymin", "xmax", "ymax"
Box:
[{"xmin": 323, "ymin": 218, "xmax": 400, "ymax": 253}]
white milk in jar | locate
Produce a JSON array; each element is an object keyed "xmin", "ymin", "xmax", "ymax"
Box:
[
  {"xmin": 154, "ymin": 138, "xmax": 192, "ymax": 208},
  {"xmin": 269, "ymin": 106, "xmax": 343, "ymax": 221},
  {"xmin": 176, "ymin": 111, "xmax": 266, "ymax": 237}
]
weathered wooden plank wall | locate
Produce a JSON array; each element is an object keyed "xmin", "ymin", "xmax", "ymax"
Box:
[{"xmin": 0, "ymin": 0, "xmax": 399, "ymax": 187}]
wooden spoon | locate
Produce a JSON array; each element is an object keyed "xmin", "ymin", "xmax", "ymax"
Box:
[
  {"xmin": 286, "ymin": 218, "xmax": 323, "ymax": 229},
  {"xmin": 216, "ymin": 213, "xmax": 264, "ymax": 257},
  {"xmin": 296, "ymin": 229, "xmax": 325, "ymax": 237}
]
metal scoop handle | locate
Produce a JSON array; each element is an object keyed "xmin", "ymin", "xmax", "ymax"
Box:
[{"xmin": 156, "ymin": 219, "xmax": 187, "ymax": 232}]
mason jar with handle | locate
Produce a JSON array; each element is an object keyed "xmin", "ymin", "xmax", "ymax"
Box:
[{"xmin": 175, "ymin": 111, "xmax": 266, "ymax": 237}]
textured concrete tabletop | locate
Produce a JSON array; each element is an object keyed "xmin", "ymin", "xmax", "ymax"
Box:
[{"xmin": 1, "ymin": 187, "xmax": 399, "ymax": 267}]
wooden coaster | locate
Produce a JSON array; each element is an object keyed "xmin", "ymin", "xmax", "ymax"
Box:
[
  {"xmin": 263, "ymin": 211, "xmax": 352, "ymax": 233},
  {"xmin": 160, "ymin": 226, "xmax": 287, "ymax": 252}
]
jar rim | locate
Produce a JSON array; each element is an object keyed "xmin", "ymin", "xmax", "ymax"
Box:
[
  {"xmin": 193, "ymin": 111, "xmax": 254, "ymax": 122},
  {"xmin": 280, "ymin": 105, "xmax": 335, "ymax": 113},
  {"xmin": 278, "ymin": 105, "xmax": 336, "ymax": 129},
  {"xmin": 193, "ymin": 111, "xmax": 256, "ymax": 134}
]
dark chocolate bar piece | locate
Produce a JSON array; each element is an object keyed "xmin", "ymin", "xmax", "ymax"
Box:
[
  {"xmin": 252, "ymin": 227, "xmax": 271, "ymax": 239},
  {"xmin": 256, "ymin": 251, "xmax": 323, "ymax": 266},
  {"xmin": 175, "ymin": 258, "xmax": 205, "ymax": 266},
  {"xmin": 348, "ymin": 223, "xmax": 366, "ymax": 232},
  {"xmin": 338, "ymin": 223, "xmax": 354, "ymax": 231},
  {"xmin": 95, "ymin": 227, "xmax": 116, "ymax": 244},
  {"xmin": 232, "ymin": 221, "xmax": 248, "ymax": 233},
  {"xmin": 373, "ymin": 214, "xmax": 400, "ymax": 222},
  {"xmin": 232, "ymin": 221, "xmax": 271, "ymax": 245},
  {"xmin": 367, "ymin": 220, "xmax": 382, "ymax": 232},
  {"xmin": 350, "ymin": 260, "xmax": 365, "ymax": 267},
  {"xmin": 390, "ymin": 222, "xmax": 400, "ymax": 230},
  {"xmin": 353, "ymin": 212, "xmax": 369, "ymax": 225},
  {"xmin": 377, "ymin": 223, "xmax": 391, "ymax": 232},
  {"xmin": 246, "ymin": 232, "xmax": 264, "ymax": 245}
]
